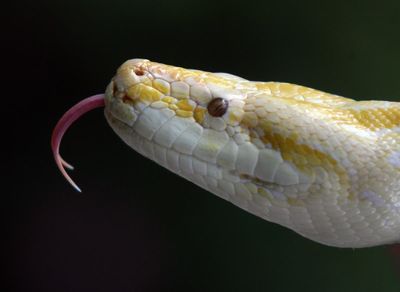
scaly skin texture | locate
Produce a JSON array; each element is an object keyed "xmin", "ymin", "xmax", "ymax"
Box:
[{"xmin": 105, "ymin": 58, "xmax": 400, "ymax": 248}]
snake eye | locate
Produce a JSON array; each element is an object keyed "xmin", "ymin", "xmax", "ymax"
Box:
[{"xmin": 207, "ymin": 97, "xmax": 229, "ymax": 117}]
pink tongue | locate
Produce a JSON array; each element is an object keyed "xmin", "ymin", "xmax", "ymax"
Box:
[{"xmin": 51, "ymin": 94, "xmax": 105, "ymax": 192}]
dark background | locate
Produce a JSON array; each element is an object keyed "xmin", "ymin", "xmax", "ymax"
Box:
[{"xmin": 5, "ymin": 0, "xmax": 400, "ymax": 291}]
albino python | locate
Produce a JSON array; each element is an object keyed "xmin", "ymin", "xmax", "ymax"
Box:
[{"xmin": 52, "ymin": 59, "xmax": 400, "ymax": 248}]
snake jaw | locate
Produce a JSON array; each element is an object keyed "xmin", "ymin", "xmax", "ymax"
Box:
[{"xmin": 51, "ymin": 94, "xmax": 105, "ymax": 192}]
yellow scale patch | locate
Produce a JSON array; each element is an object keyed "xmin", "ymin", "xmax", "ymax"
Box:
[
  {"xmin": 124, "ymin": 75, "xmax": 208, "ymax": 122},
  {"xmin": 174, "ymin": 99, "xmax": 194, "ymax": 118},
  {"xmin": 255, "ymin": 82, "xmax": 353, "ymax": 106},
  {"xmin": 126, "ymin": 83, "xmax": 162, "ymax": 103},
  {"xmin": 176, "ymin": 99, "xmax": 195, "ymax": 111},
  {"xmin": 252, "ymin": 128, "xmax": 352, "ymax": 206},
  {"xmin": 176, "ymin": 110, "xmax": 193, "ymax": 118},
  {"xmin": 168, "ymin": 104, "xmax": 178, "ymax": 110},
  {"xmin": 349, "ymin": 107, "xmax": 400, "ymax": 130},
  {"xmin": 162, "ymin": 96, "xmax": 177, "ymax": 104},
  {"xmin": 260, "ymin": 132, "xmax": 339, "ymax": 172},
  {"xmin": 242, "ymin": 112, "xmax": 350, "ymax": 199},
  {"xmin": 194, "ymin": 107, "xmax": 206, "ymax": 124},
  {"xmin": 152, "ymin": 79, "xmax": 170, "ymax": 95},
  {"xmin": 253, "ymin": 83, "xmax": 400, "ymax": 131}
]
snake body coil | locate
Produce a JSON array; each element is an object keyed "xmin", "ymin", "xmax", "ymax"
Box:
[{"xmin": 54, "ymin": 59, "xmax": 400, "ymax": 248}]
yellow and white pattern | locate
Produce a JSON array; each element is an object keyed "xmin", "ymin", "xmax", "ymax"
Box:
[{"xmin": 105, "ymin": 58, "xmax": 400, "ymax": 248}]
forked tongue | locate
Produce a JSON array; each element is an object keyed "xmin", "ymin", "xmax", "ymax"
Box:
[{"xmin": 51, "ymin": 94, "xmax": 105, "ymax": 192}]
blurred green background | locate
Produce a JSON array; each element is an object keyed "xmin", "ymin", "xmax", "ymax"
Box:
[{"xmin": 6, "ymin": 0, "xmax": 400, "ymax": 291}]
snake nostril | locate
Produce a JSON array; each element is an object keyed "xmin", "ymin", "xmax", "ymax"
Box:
[{"xmin": 134, "ymin": 68, "xmax": 145, "ymax": 76}]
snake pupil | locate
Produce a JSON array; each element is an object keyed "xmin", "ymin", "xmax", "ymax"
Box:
[{"xmin": 207, "ymin": 97, "xmax": 229, "ymax": 117}]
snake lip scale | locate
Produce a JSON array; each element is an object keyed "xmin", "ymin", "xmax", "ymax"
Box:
[{"xmin": 52, "ymin": 58, "xmax": 400, "ymax": 248}]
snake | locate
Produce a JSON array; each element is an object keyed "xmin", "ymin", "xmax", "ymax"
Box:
[{"xmin": 51, "ymin": 58, "xmax": 400, "ymax": 248}]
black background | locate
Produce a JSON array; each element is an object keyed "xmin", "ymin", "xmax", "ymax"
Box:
[{"xmin": 5, "ymin": 0, "xmax": 400, "ymax": 291}]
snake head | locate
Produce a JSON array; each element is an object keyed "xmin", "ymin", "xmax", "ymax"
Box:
[{"xmin": 104, "ymin": 59, "xmax": 400, "ymax": 247}]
